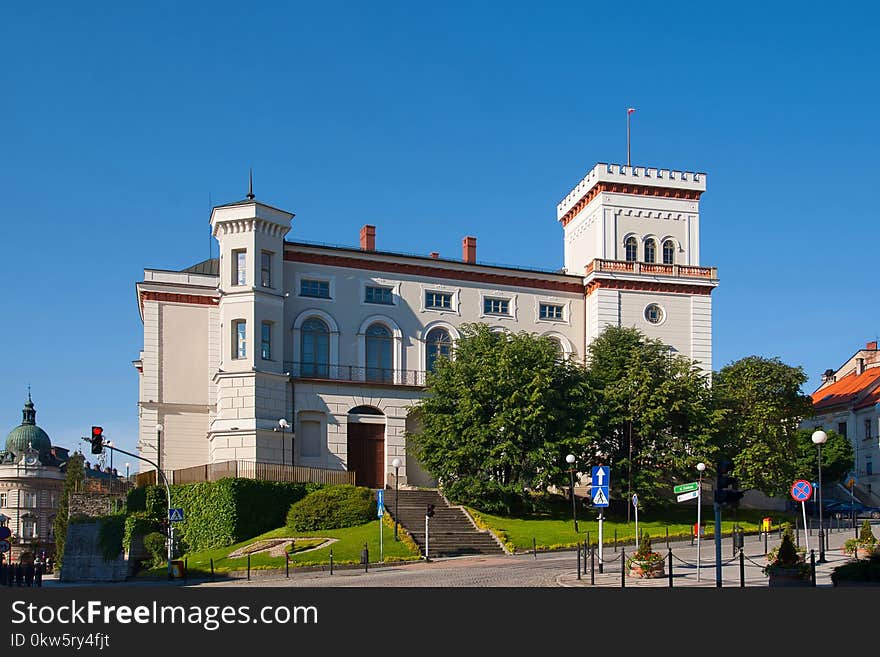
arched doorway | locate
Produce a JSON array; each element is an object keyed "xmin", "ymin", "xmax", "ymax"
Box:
[{"xmin": 347, "ymin": 406, "xmax": 385, "ymax": 488}]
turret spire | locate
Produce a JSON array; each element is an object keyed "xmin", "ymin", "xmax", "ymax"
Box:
[{"xmin": 246, "ymin": 168, "xmax": 255, "ymax": 200}]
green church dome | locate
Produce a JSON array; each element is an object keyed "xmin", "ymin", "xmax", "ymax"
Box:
[{"xmin": 5, "ymin": 396, "xmax": 52, "ymax": 463}]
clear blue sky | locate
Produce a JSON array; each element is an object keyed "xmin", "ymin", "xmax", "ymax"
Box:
[{"xmin": 2, "ymin": 1, "xmax": 878, "ymax": 460}]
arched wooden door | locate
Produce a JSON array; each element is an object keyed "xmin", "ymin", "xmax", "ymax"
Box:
[{"xmin": 347, "ymin": 422, "xmax": 385, "ymax": 488}]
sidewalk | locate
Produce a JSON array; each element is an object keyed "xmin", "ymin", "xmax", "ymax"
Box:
[{"xmin": 557, "ymin": 523, "xmax": 857, "ymax": 588}]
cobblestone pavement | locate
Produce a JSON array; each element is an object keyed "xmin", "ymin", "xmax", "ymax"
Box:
[{"xmin": 189, "ymin": 522, "xmax": 863, "ymax": 589}]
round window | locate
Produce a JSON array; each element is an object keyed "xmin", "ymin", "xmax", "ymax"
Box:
[{"xmin": 644, "ymin": 303, "xmax": 665, "ymax": 325}]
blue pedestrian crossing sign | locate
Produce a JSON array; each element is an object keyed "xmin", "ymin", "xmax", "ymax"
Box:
[
  {"xmin": 591, "ymin": 466, "xmax": 610, "ymax": 507},
  {"xmin": 376, "ymin": 489, "xmax": 385, "ymax": 517},
  {"xmin": 168, "ymin": 508, "xmax": 185, "ymax": 522}
]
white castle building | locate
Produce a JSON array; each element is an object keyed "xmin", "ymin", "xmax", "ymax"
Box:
[{"xmin": 134, "ymin": 163, "xmax": 718, "ymax": 488}]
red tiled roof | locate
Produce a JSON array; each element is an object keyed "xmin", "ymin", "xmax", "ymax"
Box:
[{"xmin": 811, "ymin": 368, "xmax": 880, "ymax": 411}]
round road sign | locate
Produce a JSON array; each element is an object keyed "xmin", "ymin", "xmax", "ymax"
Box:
[
  {"xmin": 0, "ymin": 526, "xmax": 10, "ymax": 540},
  {"xmin": 0, "ymin": 539, "xmax": 10, "ymax": 553},
  {"xmin": 790, "ymin": 479, "xmax": 813, "ymax": 502}
]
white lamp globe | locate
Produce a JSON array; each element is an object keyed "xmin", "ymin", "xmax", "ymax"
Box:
[
  {"xmin": 392, "ymin": 458, "xmax": 401, "ymax": 468},
  {"xmin": 565, "ymin": 454, "xmax": 576, "ymax": 465},
  {"xmin": 812, "ymin": 429, "xmax": 828, "ymax": 445},
  {"xmin": 696, "ymin": 462, "xmax": 706, "ymax": 472},
  {"xmin": 155, "ymin": 423, "xmax": 163, "ymax": 432}
]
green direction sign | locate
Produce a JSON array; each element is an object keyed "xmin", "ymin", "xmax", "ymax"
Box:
[{"xmin": 674, "ymin": 482, "xmax": 699, "ymax": 494}]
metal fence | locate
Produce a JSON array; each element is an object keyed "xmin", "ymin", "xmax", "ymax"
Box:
[{"xmin": 133, "ymin": 460, "xmax": 355, "ymax": 487}]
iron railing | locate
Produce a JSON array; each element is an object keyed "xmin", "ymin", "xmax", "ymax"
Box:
[{"xmin": 283, "ymin": 362, "xmax": 427, "ymax": 386}]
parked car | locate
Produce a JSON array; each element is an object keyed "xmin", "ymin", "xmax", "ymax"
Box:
[{"xmin": 825, "ymin": 501, "xmax": 880, "ymax": 519}]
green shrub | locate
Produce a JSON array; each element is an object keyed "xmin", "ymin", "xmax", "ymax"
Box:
[
  {"xmin": 442, "ymin": 478, "xmax": 548, "ymax": 516},
  {"xmin": 124, "ymin": 512, "xmax": 158, "ymax": 552},
  {"xmin": 286, "ymin": 485, "xmax": 376, "ymax": 531},
  {"xmin": 135, "ymin": 478, "xmax": 321, "ymax": 552},
  {"xmin": 126, "ymin": 487, "xmax": 147, "ymax": 513},
  {"xmin": 97, "ymin": 515, "xmax": 126, "ymax": 561},
  {"xmin": 143, "ymin": 532, "xmax": 167, "ymax": 566}
]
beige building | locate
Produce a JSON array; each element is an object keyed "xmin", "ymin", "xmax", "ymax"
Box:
[
  {"xmin": 134, "ymin": 162, "xmax": 719, "ymax": 488},
  {"xmin": 0, "ymin": 396, "xmax": 69, "ymax": 562}
]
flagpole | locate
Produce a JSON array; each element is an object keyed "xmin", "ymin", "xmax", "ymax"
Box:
[{"xmin": 627, "ymin": 110, "xmax": 631, "ymax": 166}]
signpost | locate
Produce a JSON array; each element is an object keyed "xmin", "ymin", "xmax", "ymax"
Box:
[
  {"xmin": 790, "ymin": 479, "xmax": 813, "ymax": 554},
  {"xmin": 632, "ymin": 493, "xmax": 639, "ymax": 544},
  {"xmin": 592, "ymin": 466, "xmax": 610, "ymax": 571},
  {"xmin": 168, "ymin": 508, "xmax": 185, "ymax": 523},
  {"xmin": 675, "ymin": 480, "xmax": 702, "ymax": 579},
  {"xmin": 377, "ymin": 489, "xmax": 385, "ymax": 562}
]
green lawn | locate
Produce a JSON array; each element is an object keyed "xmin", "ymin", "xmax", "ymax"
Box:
[
  {"xmin": 469, "ymin": 503, "xmax": 796, "ymax": 553},
  {"xmin": 139, "ymin": 518, "xmax": 420, "ymax": 576}
]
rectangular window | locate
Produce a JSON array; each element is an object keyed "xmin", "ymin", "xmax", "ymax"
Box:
[
  {"xmin": 539, "ymin": 303, "xmax": 564, "ymax": 320},
  {"xmin": 233, "ymin": 250, "xmax": 247, "ymax": 286},
  {"xmin": 260, "ymin": 251, "xmax": 272, "ymax": 288},
  {"xmin": 233, "ymin": 320, "xmax": 247, "ymax": 359},
  {"xmin": 365, "ymin": 285, "xmax": 393, "ymax": 305},
  {"xmin": 866, "ymin": 419, "xmax": 874, "ymax": 440},
  {"xmin": 261, "ymin": 322, "xmax": 272, "ymax": 360},
  {"xmin": 425, "ymin": 291, "xmax": 452, "ymax": 310},
  {"xmin": 838, "ymin": 422, "xmax": 847, "ymax": 439},
  {"xmin": 0, "ymin": 492, "xmax": 6, "ymax": 508},
  {"xmin": 300, "ymin": 419, "xmax": 322, "ymax": 458},
  {"xmin": 484, "ymin": 298, "xmax": 510, "ymax": 316},
  {"xmin": 300, "ymin": 279, "xmax": 330, "ymax": 299},
  {"xmin": 23, "ymin": 492, "xmax": 37, "ymax": 507}
]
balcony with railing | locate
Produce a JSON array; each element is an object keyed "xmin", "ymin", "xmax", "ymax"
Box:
[
  {"xmin": 585, "ymin": 259, "xmax": 717, "ymax": 279},
  {"xmin": 283, "ymin": 362, "xmax": 427, "ymax": 387}
]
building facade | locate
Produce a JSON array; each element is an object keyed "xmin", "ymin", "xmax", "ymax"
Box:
[
  {"xmin": 804, "ymin": 341, "xmax": 880, "ymax": 503},
  {"xmin": 0, "ymin": 396, "xmax": 69, "ymax": 562},
  {"xmin": 134, "ymin": 162, "xmax": 719, "ymax": 488}
]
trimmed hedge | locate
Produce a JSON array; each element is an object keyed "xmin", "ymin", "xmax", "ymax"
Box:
[
  {"xmin": 124, "ymin": 512, "xmax": 158, "ymax": 552},
  {"xmin": 286, "ymin": 485, "xmax": 376, "ymax": 531},
  {"xmin": 132, "ymin": 478, "xmax": 321, "ymax": 552}
]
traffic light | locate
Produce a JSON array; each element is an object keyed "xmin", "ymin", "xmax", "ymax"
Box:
[
  {"xmin": 426, "ymin": 504, "xmax": 435, "ymax": 518},
  {"xmin": 714, "ymin": 458, "xmax": 744, "ymax": 507},
  {"xmin": 90, "ymin": 426, "xmax": 104, "ymax": 455}
]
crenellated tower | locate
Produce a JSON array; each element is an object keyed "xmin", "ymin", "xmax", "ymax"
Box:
[{"xmin": 558, "ymin": 163, "xmax": 718, "ymax": 371}]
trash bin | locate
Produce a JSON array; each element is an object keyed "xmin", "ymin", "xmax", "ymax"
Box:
[
  {"xmin": 171, "ymin": 560, "xmax": 185, "ymax": 579},
  {"xmin": 693, "ymin": 523, "xmax": 705, "ymax": 537},
  {"xmin": 762, "ymin": 517, "xmax": 772, "ymax": 533},
  {"xmin": 733, "ymin": 528, "xmax": 744, "ymax": 550}
]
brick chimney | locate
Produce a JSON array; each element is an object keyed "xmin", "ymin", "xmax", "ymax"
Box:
[
  {"xmin": 462, "ymin": 236, "xmax": 477, "ymax": 263},
  {"xmin": 868, "ymin": 341, "xmax": 878, "ymax": 351},
  {"xmin": 360, "ymin": 225, "xmax": 376, "ymax": 251}
]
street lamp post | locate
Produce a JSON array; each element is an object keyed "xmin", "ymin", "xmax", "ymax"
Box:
[
  {"xmin": 155, "ymin": 423, "xmax": 172, "ymax": 577},
  {"xmin": 125, "ymin": 462, "xmax": 130, "ymax": 481},
  {"xmin": 275, "ymin": 418, "xmax": 290, "ymax": 466},
  {"xmin": 566, "ymin": 454, "xmax": 579, "ymax": 533},
  {"xmin": 696, "ymin": 461, "xmax": 706, "ymax": 581},
  {"xmin": 155, "ymin": 424, "xmax": 163, "ymax": 475},
  {"xmin": 392, "ymin": 458, "xmax": 401, "ymax": 541},
  {"xmin": 812, "ymin": 429, "xmax": 828, "ymax": 563},
  {"xmin": 106, "ymin": 441, "xmax": 114, "ymax": 471}
]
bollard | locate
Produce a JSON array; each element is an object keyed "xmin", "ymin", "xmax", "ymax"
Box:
[
  {"xmin": 247, "ymin": 554, "xmax": 251, "ymax": 581},
  {"xmin": 286, "ymin": 553, "xmax": 290, "ymax": 578},
  {"xmin": 614, "ymin": 529, "xmax": 617, "ymax": 552},
  {"xmin": 668, "ymin": 548, "xmax": 673, "ymax": 588},
  {"xmin": 739, "ymin": 549, "xmax": 745, "ymax": 588},
  {"xmin": 577, "ymin": 545, "xmax": 581, "ymax": 580},
  {"xmin": 621, "ymin": 550, "xmax": 626, "ymax": 588},
  {"xmin": 210, "ymin": 558, "xmax": 214, "ymax": 580},
  {"xmin": 329, "ymin": 548, "xmax": 334, "ymax": 575},
  {"xmin": 590, "ymin": 545, "xmax": 595, "ymax": 586},
  {"xmin": 533, "ymin": 537, "xmax": 537, "ymax": 560},
  {"xmin": 184, "ymin": 558, "xmax": 188, "ymax": 583},
  {"xmin": 363, "ymin": 543, "xmax": 369, "ymax": 573},
  {"xmin": 666, "ymin": 527, "xmax": 669, "ymax": 549},
  {"xmin": 810, "ymin": 549, "xmax": 816, "ymax": 587},
  {"xmin": 583, "ymin": 539, "xmax": 588, "ymax": 575},
  {"xmin": 764, "ymin": 530, "xmax": 768, "ymax": 555}
]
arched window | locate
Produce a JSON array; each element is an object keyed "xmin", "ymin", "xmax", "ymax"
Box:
[
  {"xmin": 662, "ymin": 240, "xmax": 675, "ymax": 265},
  {"xmin": 644, "ymin": 239, "xmax": 656, "ymax": 264},
  {"xmin": 365, "ymin": 323, "xmax": 393, "ymax": 383},
  {"xmin": 546, "ymin": 336, "xmax": 564, "ymax": 359},
  {"xmin": 625, "ymin": 236, "xmax": 638, "ymax": 262},
  {"xmin": 301, "ymin": 318, "xmax": 330, "ymax": 377},
  {"xmin": 426, "ymin": 328, "xmax": 452, "ymax": 372}
]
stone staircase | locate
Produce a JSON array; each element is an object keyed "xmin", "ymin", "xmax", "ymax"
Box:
[{"xmin": 383, "ymin": 489, "xmax": 506, "ymax": 558}]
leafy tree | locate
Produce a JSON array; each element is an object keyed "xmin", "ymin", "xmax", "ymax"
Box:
[
  {"xmin": 792, "ymin": 428, "xmax": 853, "ymax": 486},
  {"xmin": 409, "ymin": 323, "xmax": 599, "ymax": 512},
  {"xmin": 587, "ymin": 327, "xmax": 718, "ymax": 508},
  {"xmin": 713, "ymin": 356, "xmax": 813, "ymax": 496},
  {"xmin": 53, "ymin": 452, "xmax": 85, "ymax": 565}
]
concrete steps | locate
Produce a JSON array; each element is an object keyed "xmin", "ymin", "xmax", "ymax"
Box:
[{"xmin": 383, "ymin": 489, "xmax": 505, "ymax": 557}]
